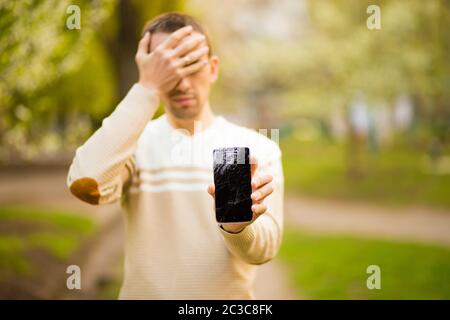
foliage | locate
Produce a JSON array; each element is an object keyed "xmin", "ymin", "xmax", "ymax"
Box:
[
  {"xmin": 213, "ymin": 0, "xmax": 449, "ymax": 143},
  {"xmin": 281, "ymin": 136, "xmax": 450, "ymax": 208},
  {"xmin": 0, "ymin": 0, "xmax": 189, "ymax": 162},
  {"xmin": 0, "ymin": 0, "xmax": 117, "ymax": 161},
  {"xmin": 280, "ymin": 228, "xmax": 450, "ymax": 299}
]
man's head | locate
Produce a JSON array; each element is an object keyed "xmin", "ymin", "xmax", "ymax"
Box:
[{"xmin": 142, "ymin": 12, "xmax": 219, "ymax": 120}]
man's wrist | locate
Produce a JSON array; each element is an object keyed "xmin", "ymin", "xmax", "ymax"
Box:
[
  {"xmin": 137, "ymin": 81, "xmax": 159, "ymax": 95},
  {"xmin": 219, "ymin": 224, "xmax": 246, "ymax": 234}
]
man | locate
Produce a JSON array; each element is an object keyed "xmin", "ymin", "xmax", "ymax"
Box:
[{"xmin": 67, "ymin": 12, "xmax": 284, "ymax": 299}]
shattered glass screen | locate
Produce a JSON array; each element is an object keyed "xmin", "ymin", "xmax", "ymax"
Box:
[{"xmin": 213, "ymin": 147, "xmax": 253, "ymax": 223}]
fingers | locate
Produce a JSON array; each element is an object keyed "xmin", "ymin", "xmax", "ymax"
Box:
[
  {"xmin": 251, "ymin": 203, "xmax": 267, "ymax": 217},
  {"xmin": 173, "ymin": 46, "xmax": 209, "ymax": 68},
  {"xmin": 250, "ymin": 156, "xmax": 258, "ymax": 177},
  {"xmin": 207, "ymin": 183, "xmax": 215, "ymax": 198},
  {"xmin": 136, "ymin": 32, "xmax": 151, "ymax": 57},
  {"xmin": 160, "ymin": 25, "xmax": 193, "ymax": 50},
  {"xmin": 251, "ymin": 181, "xmax": 274, "ymax": 202},
  {"xmin": 178, "ymin": 58, "xmax": 208, "ymax": 78},
  {"xmin": 172, "ymin": 34, "xmax": 206, "ymax": 58},
  {"xmin": 251, "ymin": 174, "xmax": 273, "ymax": 191}
]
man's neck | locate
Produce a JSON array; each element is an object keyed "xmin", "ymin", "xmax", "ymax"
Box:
[{"xmin": 166, "ymin": 102, "xmax": 216, "ymax": 135}]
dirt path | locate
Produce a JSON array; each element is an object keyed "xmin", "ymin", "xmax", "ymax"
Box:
[
  {"xmin": 0, "ymin": 168, "xmax": 123, "ymax": 299},
  {"xmin": 0, "ymin": 168, "xmax": 120, "ymax": 226},
  {"xmin": 0, "ymin": 169, "xmax": 298, "ymax": 299},
  {"xmin": 59, "ymin": 211, "xmax": 124, "ymax": 299},
  {"xmin": 4, "ymin": 169, "xmax": 449, "ymax": 300},
  {"xmin": 285, "ymin": 194, "xmax": 450, "ymax": 247}
]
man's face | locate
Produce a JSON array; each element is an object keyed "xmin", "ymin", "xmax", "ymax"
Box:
[{"xmin": 149, "ymin": 31, "xmax": 219, "ymax": 120}]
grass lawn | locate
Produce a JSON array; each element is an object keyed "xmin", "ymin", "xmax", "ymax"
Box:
[
  {"xmin": 279, "ymin": 228, "xmax": 450, "ymax": 299},
  {"xmin": 0, "ymin": 206, "xmax": 96, "ymax": 280},
  {"xmin": 281, "ymin": 137, "xmax": 450, "ymax": 209}
]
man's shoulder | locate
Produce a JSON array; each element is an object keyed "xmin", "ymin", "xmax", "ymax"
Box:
[
  {"xmin": 138, "ymin": 114, "xmax": 168, "ymax": 142},
  {"xmin": 145, "ymin": 113, "xmax": 168, "ymax": 131}
]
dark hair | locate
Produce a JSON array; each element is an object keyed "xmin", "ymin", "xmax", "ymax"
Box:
[{"xmin": 142, "ymin": 12, "xmax": 213, "ymax": 56}]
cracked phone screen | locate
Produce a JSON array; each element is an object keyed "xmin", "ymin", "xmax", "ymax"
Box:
[{"xmin": 213, "ymin": 147, "xmax": 253, "ymax": 223}]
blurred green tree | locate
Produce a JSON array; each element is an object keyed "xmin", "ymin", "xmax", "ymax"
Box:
[
  {"xmin": 0, "ymin": 0, "xmax": 116, "ymax": 162},
  {"xmin": 299, "ymin": 0, "xmax": 450, "ymax": 174},
  {"xmin": 292, "ymin": 0, "xmax": 449, "ymax": 145},
  {"xmin": 0, "ymin": 0, "xmax": 185, "ymax": 163}
]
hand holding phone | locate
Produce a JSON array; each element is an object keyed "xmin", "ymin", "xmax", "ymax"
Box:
[{"xmin": 208, "ymin": 148, "xmax": 275, "ymax": 233}]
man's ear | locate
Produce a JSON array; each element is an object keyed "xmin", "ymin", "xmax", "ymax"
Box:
[{"xmin": 208, "ymin": 55, "xmax": 220, "ymax": 83}]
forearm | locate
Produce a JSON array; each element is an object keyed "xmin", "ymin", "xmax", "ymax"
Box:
[
  {"xmin": 67, "ymin": 83, "xmax": 159, "ymax": 204},
  {"xmin": 219, "ymin": 179, "xmax": 284, "ymax": 265}
]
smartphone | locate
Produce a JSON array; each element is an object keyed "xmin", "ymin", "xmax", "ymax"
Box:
[{"xmin": 213, "ymin": 147, "xmax": 253, "ymax": 223}]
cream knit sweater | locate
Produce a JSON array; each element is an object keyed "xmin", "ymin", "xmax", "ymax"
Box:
[{"xmin": 67, "ymin": 83, "xmax": 284, "ymax": 299}]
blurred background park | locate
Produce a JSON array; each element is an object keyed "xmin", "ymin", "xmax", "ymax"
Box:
[{"xmin": 0, "ymin": 0, "xmax": 449, "ymax": 299}]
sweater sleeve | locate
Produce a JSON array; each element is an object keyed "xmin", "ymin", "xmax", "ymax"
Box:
[
  {"xmin": 67, "ymin": 83, "xmax": 159, "ymax": 205},
  {"xmin": 218, "ymin": 147, "xmax": 284, "ymax": 265}
]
